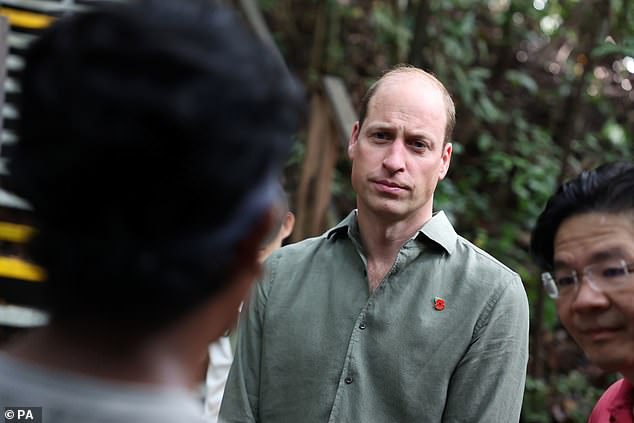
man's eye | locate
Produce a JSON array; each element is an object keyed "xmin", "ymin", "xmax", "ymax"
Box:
[
  {"xmin": 408, "ymin": 140, "xmax": 429, "ymax": 153},
  {"xmin": 556, "ymin": 275, "xmax": 576, "ymax": 287},
  {"xmin": 601, "ymin": 267, "xmax": 627, "ymax": 278},
  {"xmin": 373, "ymin": 132, "xmax": 388, "ymax": 140}
]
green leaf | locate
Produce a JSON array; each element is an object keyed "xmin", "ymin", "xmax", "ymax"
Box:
[
  {"xmin": 477, "ymin": 95, "xmax": 502, "ymax": 122},
  {"xmin": 505, "ymin": 70, "xmax": 539, "ymax": 94},
  {"xmin": 591, "ymin": 41, "xmax": 634, "ymax": 58},
  {"xmin": 602, "ymin": 120, "xmax": 627, "ymax": 146}
]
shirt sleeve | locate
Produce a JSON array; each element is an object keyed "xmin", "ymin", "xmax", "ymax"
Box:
[
  {"xmin": 441, "ymin": 275, "xmax": 530, "ymax": 422},
  {"xmin": 218, "ymin": 260, "xmax": 274, "ymax": 423}
]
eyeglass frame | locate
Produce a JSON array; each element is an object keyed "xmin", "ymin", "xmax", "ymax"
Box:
[{"xmin": 541, "ymin": 256, "xmax": 634, "ymax": 299}]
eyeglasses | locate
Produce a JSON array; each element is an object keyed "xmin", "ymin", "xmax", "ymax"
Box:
[{"xmin": 542, "ymin": 256, "xmax": 634, "ymax": 299}]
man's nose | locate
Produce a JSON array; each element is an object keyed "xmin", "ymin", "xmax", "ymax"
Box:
[
  {"xmin": 382, "ymin": 140, "xmax": 406, "ymax": 173},
  {"xmin": 570, "ymin": 274, "xmax": 609, "ymax": 311}
]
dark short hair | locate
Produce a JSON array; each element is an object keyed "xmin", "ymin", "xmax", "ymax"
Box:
[
  {"xmin": 357, "ymin": 65, "xmax": 456, "ymax": 145},
  {"xmin": 7, "ymin": 0, "xmax": 303, "ymax": 327},
  {"xmin": 530, "ymin": 162, "xmax": 634, "ymax": 270}
]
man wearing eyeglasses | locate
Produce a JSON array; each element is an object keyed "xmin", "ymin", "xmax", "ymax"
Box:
[{"xmin": 531, "ymin": 161, "xmax": 634, "ymax": 423}]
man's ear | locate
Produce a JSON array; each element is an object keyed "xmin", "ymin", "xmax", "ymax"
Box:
[
  {"xmin": 438, "ymin": 142, "xmax": 452, "ymax": 180},
  {"xmin": 347, "ymin": 121, "xmax": 360, "ymax": 160},
  {"xmin": 280, "ymin": 211, "xmax": 295, "ymax": 241}
]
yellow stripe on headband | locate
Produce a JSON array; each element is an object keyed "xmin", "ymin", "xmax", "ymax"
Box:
[
  {"xmin": 0, "ymin": 7, "xmax": 55, "ymax": 30},
  {"xmin": 0, "ymin": 221, "xmax": 35, "ymax": 243},
  {"xmin": 0, "ymin": 257, "xmax": 45, "ymax": 282}
]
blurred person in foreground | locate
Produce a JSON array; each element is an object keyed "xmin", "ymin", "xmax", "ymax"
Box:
[
  {"xmin": 220, "ymin": 65, "xmax": 530, "ymax": 423},
  {"xmin": 0, "ymin": 0, "xmax": 303, "ymax": 421},
  {"xmin": 204, "ymin": 182, "xmax": 295, "ymax": 422},
  {"xmin": 531, "ymin": 162, "xmax": 634, "ymax": 423}
]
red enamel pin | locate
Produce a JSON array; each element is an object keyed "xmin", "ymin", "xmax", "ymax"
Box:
[{"xmin": 434, "ymin": 297, "xmax": 445, "ymax": 311}]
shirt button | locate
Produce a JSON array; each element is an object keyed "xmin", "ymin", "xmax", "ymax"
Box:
[
  {"xmin": 359, "ymin": 322, "xmax": 366, "ymax": 330},
  {"xmin": 344, "ymin": 376, "xmax": 353, "ymax": 384}
]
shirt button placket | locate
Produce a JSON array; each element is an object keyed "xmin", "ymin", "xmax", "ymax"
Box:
[{"xmin": 344, "ymin": 376, "xmax": 353, "ymax": 384}]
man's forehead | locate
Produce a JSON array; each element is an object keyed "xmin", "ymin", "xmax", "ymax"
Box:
[
  {"xmin": 554, "ymin": 247, "xmax": 628, "ymax": 268},
  {"xmin": 366, "ymin": 75, "xmax": 446, "ymax": 119},
  {"xmin": 556, "ymin": 212, "xmax": 634, "ymax": 236},
  {"xmin": 553, "ymin": 211, "xmax": 634, "ymax": 265},
  {"xmin": 375, "ymin": 73, "xmax": 438, "ymax": 95}
]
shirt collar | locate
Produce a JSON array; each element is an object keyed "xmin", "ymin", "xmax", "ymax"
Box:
[
  {"xmin": 327, "ymin": 210, "xmax": 457, "ymax": 255},
  {"xmin": 607, "ymin": 378, "xmax": 634, "ymax": 414},
  {"xmin": 415, "ymin": 211, "xmax": 457, "ymax": 255},
  {"xmin": 326, "ymin": 210, "xmax": 357, "ymax": 240}
]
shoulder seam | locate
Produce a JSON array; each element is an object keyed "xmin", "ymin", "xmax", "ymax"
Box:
[{"xmin": 455, "ymin": 235, "xmax": 518, "ymax": 278}]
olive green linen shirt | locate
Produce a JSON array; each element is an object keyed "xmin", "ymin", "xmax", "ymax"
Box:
[{"xmin": 219, "ymin": 211, "xmax": 529, "ymax": 423}]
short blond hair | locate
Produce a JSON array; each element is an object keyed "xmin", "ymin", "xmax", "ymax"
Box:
[{"xmin": 357, "ymin": 65, "xmax": 456, "ymax": 145}]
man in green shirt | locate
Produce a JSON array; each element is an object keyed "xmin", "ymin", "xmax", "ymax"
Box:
[{"xmin": 220, "ymin": 65, "xmax": 529, "ymax": 422}]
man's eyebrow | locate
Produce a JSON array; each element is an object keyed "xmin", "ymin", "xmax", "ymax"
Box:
[
  {"xmin": 364, "ymin": 123, "xmax": 435, "ymax": 138},
  {"xmin": 552, "ymin": 259, "xmax": 572, "ymax": 269},
  {"xmin": 364, "ymin": 122, "xmax": 394, "ymax": 131},
  {"xmin": 588, "ymin": 248, "xmax": 627, "ymax": 262},
  {"xmin": 554, "ymin": 248, "xmax": 627, "ymax": 269}
]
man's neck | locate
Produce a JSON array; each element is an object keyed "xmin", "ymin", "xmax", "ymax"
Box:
[
  {"xmin": 356, "ymin": 207, "xmax": 432, "ymax": 290},
  {"xmin": 357, "ymin": 208, "xmax": 431, "ymax": 257}
]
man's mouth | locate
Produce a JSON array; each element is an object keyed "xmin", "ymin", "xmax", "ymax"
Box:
[
  {"xmin": 580, "ymin": 326, "xmax": 623, "ymax": 342},
  {"xmin": 373, "ymin": 179, "xmax": 408, "ymax": 190}
]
